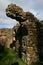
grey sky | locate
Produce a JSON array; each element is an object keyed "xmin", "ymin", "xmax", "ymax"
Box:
[{"xmin": 0, "ymin": 0, "xmax": 43, "ymax": 28}]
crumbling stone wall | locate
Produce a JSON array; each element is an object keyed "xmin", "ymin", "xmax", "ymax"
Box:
[
  {"xmin": 6, "ymin": 3, "xmax": 43, "ymax": 65},
  {"xmin": 0, "ymin": 29, "xmax": 13, "ymax": 48},
  {"xmin": 21, "ymin": 21, "xmax": 38, "ymax": 65}
]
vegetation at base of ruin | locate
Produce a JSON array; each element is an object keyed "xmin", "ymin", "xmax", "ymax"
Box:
[
  {"xmin": 0, "ymin": 47, "xmax": 42, "ymax": 65},
  {"xmin": 0, "ymin": 48, "xmax": 27, "ymax": 65}
]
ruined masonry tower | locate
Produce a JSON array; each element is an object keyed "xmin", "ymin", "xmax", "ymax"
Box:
[{"xmin": 6, "ymin": 3, "xmax": 43, "ymax": 65}]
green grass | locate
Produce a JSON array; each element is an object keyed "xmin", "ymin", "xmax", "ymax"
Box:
[
  {"xmin": 0, "ymin": 48, "xmax": 42, "ymax": 65},
  {"xmin": 0, "ymin": 48, "xmax": 27, "ymax": 65}
]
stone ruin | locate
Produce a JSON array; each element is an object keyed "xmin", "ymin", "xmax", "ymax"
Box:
[
  {"xmin": 5, "ymin": 3, "xmax": 43, "ymax": 65},
  {"xmin": 0, "ymin": 28, "xmax": 13, "ymax": 48}
]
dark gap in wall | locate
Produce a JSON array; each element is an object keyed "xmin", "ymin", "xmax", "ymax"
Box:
[
  {"xmin": 16, "ymin": 25, "xmax": 28, "ymax": 58},
  {"xmin": 10, "ymin": 41, "xmax": 16, "ymax": 48}
]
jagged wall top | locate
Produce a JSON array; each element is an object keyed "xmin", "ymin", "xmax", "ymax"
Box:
[
  {"xmin": 6, "ymin": 3, "xmax": 26, "ymax": 22},
  {"xmin": 6, "ymin": 3, "xmax": 38, "ymax": 23}
]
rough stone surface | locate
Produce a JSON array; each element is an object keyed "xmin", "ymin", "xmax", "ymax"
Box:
[
  {"xmin": 6, "ymin": 3, "xmax": 37, "ymax": 23},
  {"xmin": 0, "ymin": 28, "xmax": 13, "ymax": 48},
  {"xmin": 5, "ymin": 3, "xmax": 43, "ymax": 65}
]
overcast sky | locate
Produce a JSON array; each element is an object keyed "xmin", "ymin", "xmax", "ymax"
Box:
[{"xmin": 0, "ymin": 0, "xmax": 43, "ymax": 28}]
